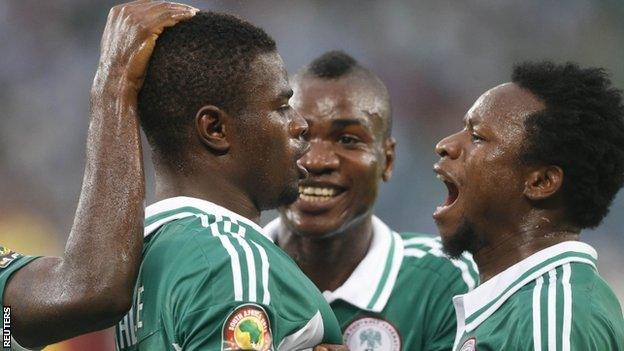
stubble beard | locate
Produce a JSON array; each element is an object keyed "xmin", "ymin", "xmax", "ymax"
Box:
[{"xmin": 441, "ymin": 218, "xmax": 487, "ymax": 259}]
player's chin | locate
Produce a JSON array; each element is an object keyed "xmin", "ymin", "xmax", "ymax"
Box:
[{"xmin": 276, "ymin": 182, "xmax": 301, "ymax": 207}]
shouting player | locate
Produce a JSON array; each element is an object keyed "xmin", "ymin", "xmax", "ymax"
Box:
[
  {"xmin": 264, "ymin": 51, "xmax": 478, "ymax": 350},
  {"xmin": 0, "ymin": 1, "xmax": 198, "ymax": 348},
  {"xmin": 434, "ymin": 62, "xmax": 624, "ymax": 350},
  {"xmin": 112, "ymin": 3, "xmax": 345, "ymax": 350}
]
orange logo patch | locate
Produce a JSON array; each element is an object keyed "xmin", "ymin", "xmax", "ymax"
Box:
[
  {"xmin": 0, "ymin": 247, "xmax": 21, "ymax": 269},
  {"xmin": 222, "ymin": 304, "xmax": 272, "ymax": 351}
]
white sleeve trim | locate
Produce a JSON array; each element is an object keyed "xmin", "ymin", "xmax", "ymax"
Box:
[{"xmin": 10, "ymin": 336, "xmax": 42, "ymax": 351}]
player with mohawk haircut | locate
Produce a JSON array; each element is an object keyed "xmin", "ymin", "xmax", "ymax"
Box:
[{"xmin": 265, "ymin": 50, "xmax": 478, "ymax": 351}]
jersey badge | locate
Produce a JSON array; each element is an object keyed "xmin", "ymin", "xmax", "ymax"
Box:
[
  {"xmin": 0, "ymin": 247, "xmax": 21, "ymax": 269},
  {"xmin": 343, "ymin": 316, "xmax": 401, "ymax": 351},
  {"xmin": 459, "ymin": 337, "xmax": 477, "ymax": 351},
  {"xmin": 222, "ymin": 303, "xmax": 272, "ymax": 351}
]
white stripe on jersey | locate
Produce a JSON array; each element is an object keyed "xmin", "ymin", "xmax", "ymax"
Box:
[
  {"xmin": 403, "ymin": 238, "xmax": 476, "ymax": 290},
  {"xmin": 562, "ymin": 264, "xmax": 572, "ymax": 351},
  {"xmin": 372, "ymin": 232, "xmax": 404, "ymax": 311},
  {"xmin": 253, "ymin": 241, "xmax": 271, "ymax": 305},
  {"xmin": 234, "ymin": 235, "xmax": 258, "ymax": 302},
  {"xmin": 217, "ymin": 235, "xmax": 244, "ymax": 301},
  {"xmin": 277, "ymin": 311, "xmax": 324, "ymax": 351},
  {"xmin": 532, "ymin": 275, "xmax": 544, "ymax": 351},
  {"xmin": 403, "ymin": 247, "xmax": 427, "ymax": 258},
  {"xmin": 547, "ymin": 269, "xmax": 557, "ymax": 350},
  {"xmin": 144, "ymin": 212, "xmax": 197, "ymax": 237}
]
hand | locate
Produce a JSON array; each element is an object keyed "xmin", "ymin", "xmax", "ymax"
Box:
[
  {"xmin": 94, "ymin": 0, "xmax": 198, "ymax": 96},
  {"xmin": 314, "ymin": 344, "xmax": 349, "ymax": 351}
]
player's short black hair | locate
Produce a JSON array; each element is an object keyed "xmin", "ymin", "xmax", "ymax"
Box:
[
  {"xmin": 305, "ymin": 50, "xmax": 359, "ymax": 79},
  {"xmin": 139, "ymin": 11, "xmax": 276, "ymax": 162},
  {"xmin": 513, "ymin": 61, "xmax": 624, "ymax": 228}
]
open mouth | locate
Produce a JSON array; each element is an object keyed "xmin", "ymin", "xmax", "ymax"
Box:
[
  {"xmin": 442, "ymin": 178, "xmax": 459, "ymax": 206},
  {"xmin": 298, "ymin": 185, "xmax": 345, "ymax": 202},
  {"xmin": 433, "ymin": 171, "xmax": 460, "ymax": 217}
]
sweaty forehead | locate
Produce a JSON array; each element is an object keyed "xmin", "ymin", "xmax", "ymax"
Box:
[
  {"xmin": 468, "ymin": 82, "xmax": 545, "ymax": 129},
  {"xmin": 292, "ymin": 75, "xmax": 389, "ymax": 133},
  {"xmin": 246, "ymin": 52, "xmax": 289, "ymax": 99}
]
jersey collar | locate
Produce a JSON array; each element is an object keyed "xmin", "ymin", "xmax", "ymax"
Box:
[
  {"xmin": 144, "ymin": 196, "xmax": 264, "ymax": 237},
  {"xmin": 264, "ymin": 215, "xmax": 404, "ymax": 312},
  {"xmin": 453, "ymin": 241, "xmax": 597, "ymax": 333}
]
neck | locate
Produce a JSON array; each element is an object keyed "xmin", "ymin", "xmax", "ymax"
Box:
[
  {"xmin": 474, "ymin": 222, "xmax": 580, "ymax": 283},
  {"xmin": 153, "ymin": 163, "xmax": 260, "ymax": 223},
  {"xmin": 277, "ymin": 215, "xmax": 374, "ymax": 292}
]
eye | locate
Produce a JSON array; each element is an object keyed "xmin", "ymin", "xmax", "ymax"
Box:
[
  {"xmin": 470, "ymin": 132, "xmax": 483, "ymax": 143},
  {"xmin": 338, "ymin": 134, "xmax": 361, "ymax": 145},
  {"xmin": 278, "ymin": 104, "xmax": 291, "ymax": 113}
]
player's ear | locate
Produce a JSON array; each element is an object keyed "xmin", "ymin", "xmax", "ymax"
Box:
[
  {"xmin": 195, "ymin": 105, "xmax": 230, "ymax": 154},
  {"xmin": 382, "ymin": 137, "xmax": 396, "ymax": 182},
  {"xmin": 523, "ymin": 165, "xmax": 563, "ymax": 200}
]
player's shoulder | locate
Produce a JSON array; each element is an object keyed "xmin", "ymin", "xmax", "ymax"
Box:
[
  {"xmin": 399, "ymin": 232, "xmax": 478, "ymax": 288},
  {"xmin": 568, "ymin": 263, "xmax": 624, "ymax": 325},
  {"xmin": 143, "ymin": 214, "xmax": 254, "ymax": 274}
]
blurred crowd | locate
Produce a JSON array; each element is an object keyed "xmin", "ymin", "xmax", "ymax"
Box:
[{"xmin": 1, "ymin": 1, "xmax": 622, "ymax": 349}]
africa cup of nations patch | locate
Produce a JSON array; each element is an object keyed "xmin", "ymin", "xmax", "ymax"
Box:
[
  {"xmin": 0, "ymin": 247, "xmax": 21, "ymax": 269},
  {"xmin": 343, "ymin": 316, "xmax": 401, "ymax": 351},
  {"xmin": 459, "ymin": 337, "xmax": 477, "ymax": 351},
  {"xmin": 222, "ymin": 304, "xmax": 272, "ymax": 351}
]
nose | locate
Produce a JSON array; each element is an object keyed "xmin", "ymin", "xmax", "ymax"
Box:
[
  {"xmin": 301, "ymin": 139, "xmax": 340, "ymax": 175},
  {"xmin": 435, "ymin": 131, "xmax": 462, "ymax": 159},
  {"xmin": 289, "ymin": 109, "xmax": 308, "ymax": 140}
]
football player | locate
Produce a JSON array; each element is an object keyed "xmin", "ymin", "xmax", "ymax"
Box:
[
  {"xmin": 264, "ymin": 51, "xmax": 478, "ymax": 351},
  {"xmin": 434, "ymin": 61, "xmax": 624, "ymax": 350},
  {"xmin": 112, "ymin": 2, "xmax": 346, "ymax": 350}
]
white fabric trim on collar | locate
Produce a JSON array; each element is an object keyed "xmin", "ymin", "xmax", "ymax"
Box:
[
  {"xmin": 453, "ymin": 241, "xmax": 597, "ymax": 333},
  {"xmin": 144, "ymin": 196, "xmax": 264, "ymax": 237},
  {"xmin": 263, "ymin": 215, "xmax": 404, "ymax": 312}
]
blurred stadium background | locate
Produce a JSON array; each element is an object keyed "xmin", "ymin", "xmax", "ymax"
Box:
[{"xmin": 1, "ymin": 0, "xmax": 622, "ymax": 349}]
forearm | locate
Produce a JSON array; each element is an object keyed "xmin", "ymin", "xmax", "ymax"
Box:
[
  {"xmin": 65, "ymin": 72, "xmax": 145, "ymax": 296},
  {"xmin": 7, "ymin": 77, "xmax": 145, "ymax": 347}
]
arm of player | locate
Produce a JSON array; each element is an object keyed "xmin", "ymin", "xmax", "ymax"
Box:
[{"xmin": 3, "ymin": 1, "xmax": 198, "ymax": 348}]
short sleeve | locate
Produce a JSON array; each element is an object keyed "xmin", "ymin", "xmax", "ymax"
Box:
[{"xmin": 424, "ymin": 267, "xmax": 473, "ymax": 351}]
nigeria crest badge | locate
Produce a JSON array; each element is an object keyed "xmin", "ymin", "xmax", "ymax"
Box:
[
  {"xmin": 343, "ymin": 316, "xmax": 401, "ymax": 351},
  {"xmin": 222, "ymin": 304, "xmax": 272, "ymax": 351}
]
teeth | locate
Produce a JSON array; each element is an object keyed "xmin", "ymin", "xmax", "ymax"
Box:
[{"xmin": 298, "ymin": 186, "xmax": 339, "ymax": 200}]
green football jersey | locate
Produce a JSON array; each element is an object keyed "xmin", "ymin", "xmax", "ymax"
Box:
[
  {"xmin": 264, "ymin": 216, "xmax": 479, "ymax": 351},
  {"xmin": 452, "ymin": 241, "xmax": 624, "ymax": 351},
  {"xmin": 1, "ymin": 246, "xmax": 38, "ymax": 305},
  {"xmin": 116, "ymin": 197, "xmax": 342, "ymax": 351}
]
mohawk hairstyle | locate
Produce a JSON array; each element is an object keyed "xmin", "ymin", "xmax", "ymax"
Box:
[
  {"xmin": 138, "ymin": 11, "xmax": 276, "ymax": 163},
  {"xmin": 513, "ymin": 61, "xmax": 624, "ymax": 228},
  {"xmin": 300, "ymin": 50, "xmax": 393, "ymax": 136},
  {"xmin": 306, "ymin": 50, "xmax": 359, "ymax": 79}
]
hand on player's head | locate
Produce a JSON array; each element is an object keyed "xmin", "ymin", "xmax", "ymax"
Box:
[{"xmin": 97, "ymin": 0, "xmax": 198, "ymax": 93}]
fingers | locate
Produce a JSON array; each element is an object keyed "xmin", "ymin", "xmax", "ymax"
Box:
[{"xmin": 132, "ymin": 2, "xmax": 199, "ymax": 31}]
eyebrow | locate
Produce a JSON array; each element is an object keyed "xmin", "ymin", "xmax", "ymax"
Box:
[
  {"xmin": 464, "ymin": 114, "xmax": 480, "ymax": 128},
  {"xmin": 331, "ymin": 118, "xmax": 372, "ymax": 132}
]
